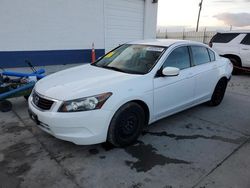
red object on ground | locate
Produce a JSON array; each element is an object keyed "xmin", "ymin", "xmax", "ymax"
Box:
[{"xmin": 91, "ymin": 43, "xmax": 96, "ymax": 63}]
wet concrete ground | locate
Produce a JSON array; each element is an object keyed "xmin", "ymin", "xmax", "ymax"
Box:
[{"xmin": 1, "ymin": 75, "xmax": 250, "ymax": 188}]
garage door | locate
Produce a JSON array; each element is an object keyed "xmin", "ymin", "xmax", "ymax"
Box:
[{"xmin": 104, "ymin": 0, "xmax": 144, "ymax": 52}]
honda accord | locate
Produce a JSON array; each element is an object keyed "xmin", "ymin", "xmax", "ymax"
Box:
[{"xmin": 28, "ymin": 39, "xmax": 233, "ymax": 147}]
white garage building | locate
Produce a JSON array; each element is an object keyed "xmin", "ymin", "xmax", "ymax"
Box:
[{"xmin": 0, "ymin": 0, "xmax": 158, "ymax": 68}]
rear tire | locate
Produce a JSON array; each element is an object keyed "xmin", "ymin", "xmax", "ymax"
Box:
[
  {"xmin": 107, "ymin": 102, "xmax": 145, "ymax": 147},
  {"xmin": 207, "ymin": 79, "xmax": 228, "ymax": 106}
]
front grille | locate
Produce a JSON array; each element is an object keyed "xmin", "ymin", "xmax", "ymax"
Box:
[{"xmin": 32, "ymin": 91, "xmax": 54, "ymax": 110}]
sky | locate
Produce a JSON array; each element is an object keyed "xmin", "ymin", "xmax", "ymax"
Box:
[{"xmin": 157, "ymin": 0, "xmax": 250, "ymax": 31}]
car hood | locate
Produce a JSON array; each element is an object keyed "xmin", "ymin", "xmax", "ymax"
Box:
[{"xmin": 35, "ymin": 64, "xmax": 139, "ymax": 100}]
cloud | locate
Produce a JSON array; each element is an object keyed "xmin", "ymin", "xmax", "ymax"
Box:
[{"xmin": 214, "ymin": 13, "xmax": 250, "ymax": 27}]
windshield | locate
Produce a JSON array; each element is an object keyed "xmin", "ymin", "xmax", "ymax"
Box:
[{"xmin": 92, "ymin": 44, "xmax": 166, "ymax": 74}]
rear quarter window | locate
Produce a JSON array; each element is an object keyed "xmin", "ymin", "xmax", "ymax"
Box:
[
  {"xmin": 211, "ymin": 33, "xmax": 239, "ymax": 43},
  {"xmin": 241, "ymin": 34, "xmax": 250, "ymax": 45},
  {"xmin": 208, "ymin": 49, "xmax": 215, "ymax": 61}
]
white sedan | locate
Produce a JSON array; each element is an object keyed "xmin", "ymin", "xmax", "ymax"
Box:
[{"xmin": 28, "ymin": 39, "xmax": 233, "ymax": 147}]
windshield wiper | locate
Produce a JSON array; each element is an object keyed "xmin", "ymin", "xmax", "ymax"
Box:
[
  {"xmin": 95, "ymin": 65, "xmax": 144, "ymax": 75},
  {"xmin": 101, "ymin": 66, "xmax": 126, "ymax": 73}
]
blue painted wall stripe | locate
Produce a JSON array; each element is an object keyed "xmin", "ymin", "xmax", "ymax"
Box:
[{"xmin": 0, "ymin": 49, "xmax": 105, "ymax": 68}]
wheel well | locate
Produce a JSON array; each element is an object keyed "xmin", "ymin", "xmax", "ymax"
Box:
[
  {"xmin": 130, "ymin": 100, "xmax": 150, "ymax": 126},
  {"xmin": 221, "ymin": 54, "xmax": 242, "ymax": 67},
  {"xmin": 219, "ymin": 76, "xmax": 228, "ymax": 84},
  {"xmin": 211, "ymin": 76, "xmax": 228, "ymax": 97}
]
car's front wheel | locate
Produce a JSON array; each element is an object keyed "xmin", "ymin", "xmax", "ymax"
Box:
[
  {"xmin": 207, "ymin": 78, "xmax": 228, "ymax": 106},
  {"xmin": 107, "ymin": 102, "xmax": 145, "ymax": 147}
]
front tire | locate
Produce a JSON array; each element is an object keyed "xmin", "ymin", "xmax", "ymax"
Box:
[
  {"xmin": 24, "ymin": 95, "xmax": 29, "ymax": 100},
  {"xmin": 207, "ymin": 78, "xmax": 228, "ymax": 106},
  {"xmin": 107, "ymin": 102, "xmax": 145, "ymax": 147}
]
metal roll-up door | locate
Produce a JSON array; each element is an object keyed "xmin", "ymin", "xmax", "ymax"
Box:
[{"xmin": 104, "ymin": 0, "xmax": 145, "ymax": 52}]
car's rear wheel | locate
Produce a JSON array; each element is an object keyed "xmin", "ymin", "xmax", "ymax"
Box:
[
  {"xmin": 207, "ymin": 78, "xmax": 228, "ymax": 106},
  {"xmin": 107, "ymin": 102, "xmax": 145, "ymax": 147}
]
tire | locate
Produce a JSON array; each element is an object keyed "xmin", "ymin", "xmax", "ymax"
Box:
[
  {"xmin": 107, "ymin": 102, "xmax": 145, "ymax": 147},
  {"xmin": 207, "ymin": 79, "xmax": 228, "ymax": 106},
  {"xmin": 229, "ymin": 57, "xmax": 241, "ymax": 75},
  {"xmin": 0, "ymin": 100, "xmax": 12, "ymax": 112},
  {"xmin": 24, "ymin": 95, "xmax": 29, "ymax": 100}
]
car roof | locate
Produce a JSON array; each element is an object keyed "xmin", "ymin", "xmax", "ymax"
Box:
[
  {"xmin": 128, "ymin": 39, "xmax": 204, "ymax": 47},
  {"xmin": 216, "ymin": 30, "xmax": 250, "ymax": 34}
]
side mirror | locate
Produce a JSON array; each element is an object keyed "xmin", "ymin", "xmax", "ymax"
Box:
[{"xmin": 162, "ymin": 67, "xmax": 180, "ymax": 76}]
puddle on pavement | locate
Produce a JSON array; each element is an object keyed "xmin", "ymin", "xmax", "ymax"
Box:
[
  {"xmin": 0, "ymin": 171, "xmax": 22, "ymax": 188},
  {"xmin": 0, "ymin": 142, "xmax": 33, "ymax": 187},
  {"xmin": 0, "ymin": 120, "xmax": 6, "ymax": 125},
  {"xmin": 101, "ymin": 142, "xmax": 116, "ymax": 151},
  {"xmin": 184, "ymin": 123, "xmax": 204, "ymax": 130},
  {"xmin": 3, "ymin": 142, "xmax": 31, "ymax": 160},
  {"xmin": 99, "ymin": 155, "xmax": 106, "ymax": 159},
  {"xmin": 125, "ymin": 141, "xmax": 190, "ymax": 172},
  {"xmin": 143, "ymin": 131, "xmax": 245, "ymax": 144},
  {"xmin": 131, "ymin": 182, "xmax": 143, "ymax": 188},
  {"xmin": 88, "ymin": 148, "xmax": 99, "ymax": 155},
  {"xmin": 2, "ymin": 122, "xmax": 26, "ymax": 133},
  {"xmin": 11, "ymin": 163, "xmax": 31, "ymax": 176}
]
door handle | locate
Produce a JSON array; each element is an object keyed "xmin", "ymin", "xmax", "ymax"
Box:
[{"xmin": 242, "ymin": 48, "xmax": 249, "ymax": 50}]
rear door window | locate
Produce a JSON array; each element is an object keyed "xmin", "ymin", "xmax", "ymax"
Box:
[
  {"xmin": 241, "ymin": 34, "xmax": 250, "ymax": 45},
  {"xmin": 211, "ymin": 33, "xmax": 239, "ymax": 43},
  {"xmin": 191, "ymin": 46, "xmax": 210, "ymax": 65}
]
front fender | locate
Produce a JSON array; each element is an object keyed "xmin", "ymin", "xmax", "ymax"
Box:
[{"xmin": 106, "ymin": 91, "xmax": 154, "ymax": 125}]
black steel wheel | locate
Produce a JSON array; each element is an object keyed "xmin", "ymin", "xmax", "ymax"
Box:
[{"xmin": 108, "ymin": 102, "xmax": 145, "ymax": 147}]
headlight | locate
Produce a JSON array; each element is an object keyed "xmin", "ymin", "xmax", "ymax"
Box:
[{"xmin": 58, "ymin": 92, "xmax": 112, "ymax": 112}]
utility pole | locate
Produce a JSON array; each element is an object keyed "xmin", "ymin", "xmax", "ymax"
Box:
[{"xmin": 196, "ymin": 0, "xmax": 203, "ymax": 32}]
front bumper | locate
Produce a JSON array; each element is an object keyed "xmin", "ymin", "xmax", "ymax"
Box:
[{"xmin": 28, "ymin": 96, "xmax": 113, "ymax": 145}]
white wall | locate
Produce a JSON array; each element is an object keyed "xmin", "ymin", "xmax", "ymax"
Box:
[
  {"xmin": 0, "ymin": 0, "xmax": 158, "ymax": 52},
  {"xmin": 104, "ymin": 0, "xmax": 145, "ymax": 51},
  {"xmin": 144, "ymin": 0, "xmax": 158, "ymax": 39},
  {"xmin": 0, "ymin": 0, "xmax": 105, "ymax": 51}
]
